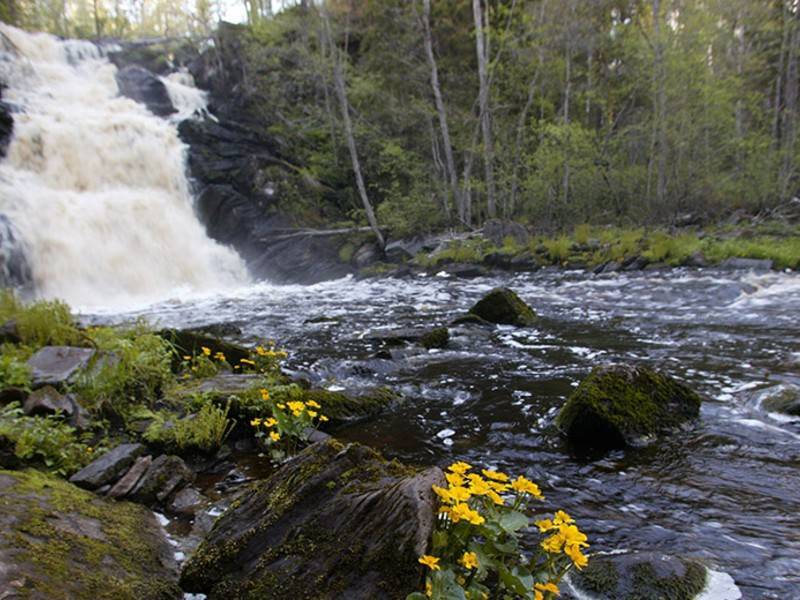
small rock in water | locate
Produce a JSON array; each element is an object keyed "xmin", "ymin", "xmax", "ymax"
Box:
[{"xmin": 69, "ymin": 443, "xmax": 146, "ymax": 490}]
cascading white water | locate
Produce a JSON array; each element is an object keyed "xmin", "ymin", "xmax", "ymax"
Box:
[{"xmin": 0, "ymin": 24, "xmax": 248, "ymax": 307}]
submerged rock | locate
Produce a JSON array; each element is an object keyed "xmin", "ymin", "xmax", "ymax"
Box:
[
  {"xmin": 557, "ymin": 365, "xmax": 702, "ymax": 450},
  {"xmin": 180, "ymin": 438, "xmax": 443, "ymax": 599},
  {"xmin": 26, "ymin": 346, "xmax": 96, "ymax": 388},
  {"xmin": 719, "ymin": 257, "xmax": 773, "ymax": 271},
  {"xmin": 467, "ymin": 287, "xmax": 537, "ymax": 327},
  {"xmin": 115, "ymin": 65, "xmax": 176, "ymax": 117},
  {"xmin": 0, "ymin": 469, "xmax": 180, "ymax": 599},
  {"xmin": 569, "ymin": 552, "xmax": 707, "ymax": 600},
  {"xmin": 420, "ymin": 327, "xmax": 449, "ymax": 349},
  {"xmin": 301, "ymin": 387, "xmax": 398, "ymax": 423},
  {"xmin": 367, "ymin": 326, "xmax": 449, "ymax": 349},
  {"xmin": 757, "ymin": 385, "xmax": 800, "ymax": 417}
]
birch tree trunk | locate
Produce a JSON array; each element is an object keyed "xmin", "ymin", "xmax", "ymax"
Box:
[
  {"xmin": 472, "ymin": 0, "xmax": 497, "ymax": 220},
  {"xmin": 421, "ymin": 0, "xmax": 459, "ymax": 221},
  {"xmin": 322, "ymin": 10, "xmax": 385, "ymax": 249}
]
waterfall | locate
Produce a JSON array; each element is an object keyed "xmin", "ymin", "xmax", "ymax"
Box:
[{"xmin": 0, "ymin": 24, "xmax": 248, "ymax": 308}]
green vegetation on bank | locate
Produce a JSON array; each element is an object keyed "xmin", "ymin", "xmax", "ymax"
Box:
[{"xmin": 412, "ymin": 223, "xmax": 800, "ymax": 271}]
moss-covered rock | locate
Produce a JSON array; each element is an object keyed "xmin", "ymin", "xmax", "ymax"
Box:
[
  {"xmin": 0, "ymin": 468, "xmax": 180, "ymax": 599},
  {"xmin": 557, "ymin": 365, "xmax": 702, "ymax": 450},
  {"xmin": 570, "ymin": 552, "xmax": 708, "ymax": 600},
  {"xmin": 467, "ymin": 287, "xmax": 537, "ymax": 326},
  {"xmin": 420, "ymin": 327, "xmax": 449, "ymax": 350},
  {"xmin": 758, "ymin": 385, "xmax": 800, "ymax": 416},
  {"xmin": 180, "ymin": 438, "xmax": 443, "ymax": 599},
  {"xmin": 301, "ymin": 387, "xmax": 398, "ymax": 423},
  {"xmin": 158, "ymin": 328, "xmax": 250, "ymax": 370}
]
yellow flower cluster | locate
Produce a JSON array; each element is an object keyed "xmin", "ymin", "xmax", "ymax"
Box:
[
  {"xmin": 536, "ymin": 510, "xmax": 589, "ymax": 569},
  {"xmin": 534, "ymin": 581, "xmax": 560, "ymax": 600},
  {"xmin": 255, "ymin": 344, "xmax": 288, "ymax": 359}
]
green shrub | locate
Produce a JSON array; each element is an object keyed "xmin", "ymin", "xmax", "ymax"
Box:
[
  {"xmin": 79, "ymin": 327, "xmax": 174, "ymax": 412},
  {"xmin": 145, "ymin": 398, "xmax": 234, "ymax": 454},
  {"xmin": 0, "ymin": 403, "xmax": 96, "ymax": 476},
  {"xmin": 573, "ymin": 224, "xmax": 592, "ymax": 245},
  {"xmin": 0, "ymin": 352, "xmax": 31, "ymax": 390},
  {"xmin": 543, "ymin": 236, "xmax": 572, "ymax": 262},
  {"xmin": 0, "ymin": 290, "xmax": 82, "ymax": 348}
]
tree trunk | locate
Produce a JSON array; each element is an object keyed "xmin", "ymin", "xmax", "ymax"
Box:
[
  {"xmin": 472, "ymin": 0, "xmax": 497, "ymax": 220},
  {"xmin": 562, "ymin": 21, "xmax": 572, "ymax": 209},
  {"xmin": 648, "ymin": 0, "xmax": 667, "ymax": 216},
  {"xmin": 780, "ymin": 9, "xmax": 799, "ymax": 201},
  {"xmin": 322, "ymin": 10, "xmax": 385, "ymax": 249},
  {"xmin": 420, "ymin": 0, "xmax": 458, "ymax": 222}
]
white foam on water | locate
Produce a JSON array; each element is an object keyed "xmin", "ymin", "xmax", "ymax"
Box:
[{"xmin": 0, "ymin": 24, "xmax": 248, "ymax": 308}]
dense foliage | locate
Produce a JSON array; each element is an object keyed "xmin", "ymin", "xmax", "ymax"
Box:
[{"xmin": 5, "ymin": 1, "xmax": 800, "ymax": 236}]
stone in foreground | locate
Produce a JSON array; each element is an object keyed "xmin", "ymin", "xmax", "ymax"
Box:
[
  {"xmin": 180, "ymin": 438, "xmax": 443, "ymax": 599},
  {"xmin": 557, "ymin": 365, "xmax": 702, "ymax": 450},
  {"xmin": 468, "ymin": 287, "xmax": 537, "ymax": 326},
  {"xmin": 69, "ymin": 443, "xmax": 146, "ymax": 490},
  {"xmin": 569, "ymin": 552, "xmax": 708, "ymax": 600},
  {"xmin": 0, "ymin": 469, "xmax": 180, "ymax": 599}
]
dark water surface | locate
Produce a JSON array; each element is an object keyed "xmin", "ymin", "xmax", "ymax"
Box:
[{"xmin": 89, "ymin": 268, "xmax": 800, "ymax": 598}]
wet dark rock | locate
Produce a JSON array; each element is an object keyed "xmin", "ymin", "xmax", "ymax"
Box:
[
  {"xmin": 22, "ymin": 385, "xmax": 74, "ymax": 417},
  {"xmin": 570, "ymin": 552, "xmax": 707, "ymax": 600},
  {"xmin": 115, "ymin": 65, "xmax": 176, "ymax": 117},
  {"xmin": 0, "ymin": 96, "xmax": 12, "ymax": 157},
  {"xmin": 180, "ymin": 438, "xmax": 443, "ymax": 599},
  {"xmin": 351, "ymin": 241, "xmax": 383, "ymax": 268},
  {"xmin": 482, "ymin": 219, "xmax": 530, "ymax": 247},
  {"xmin": 0, "ymin": 386, "xmax": 28, "ymax": 405},
  {"xmin": 69, "ymin": 443, "xmax": 146, "ymax": 490},
  {"xmin": 384, "ymin": 241, "xmax": 414, "ymax": 263},
  {"xmin": 468, "ymin": 287, "xmax": 537, "ymax": 327},
  {"xmin": 128, "ymin": 454, "xmax": 195, "ymax": 506},
  {"xmin": 301, "ymin": 387, "xmax": 398, "ymax": 423},
  {"xmin": 0, "ymin": 434, "xmax": 20, "ymax": 468},
  {"xmin": 622, "ymin": 255, "xmax": 649, "ymax": 271},
  {"xmin": 420, "ymin": 327, "xmax": 449, "ymax": 350},
  {"xmin": 557, "ymin": 365, "xmax": 702, "ymax": 450},
  {"xmin": 509, "ymin": 252, "xmax": 539, "ymax": 272},
  {"xmin": 304, "ymin": 315, "xmax": 343, "ymax": 324},
  {"xmin": 0, "ymin": 214, "xmax": 33, "ymax": 289},
  {"xmin": 0, "ymin": 319, "xmax": 20, "ymax": 344},
  {"xmin": 168, "ymin": 486, "xmax": 208, "ymax": 516},
  {"xmin": 438, "ymin": 262, "xmax": 487, "ymax": 278},
  {"xmin": 758, "ymin": 386, "xmax": 800, "ymax": 417},
  {"xmin": 26, "ymin": 346, "xmax": 96, "ymax": 388},
  {"xmin": 191, "ymin": 322, "xmax": 243, "ymax": 338},
  {"xmin": 158, "ymin": 328, "xmax": 250, "ymax": 369},
  {"xmin": 450, "ymin": 313, "xmax": 494, "ymax": 327},
  {"xmin": 108, "ymin": 454, "xmax": 153, "ymax": 499},
  {"xmin": 483, "ymin": 252, "xmax": 512, "ymax": 269},
  {"xmin": 0, "ymin": 469, "xmax": 181, "ymax": 599},
  {"xmin": 720, "ymin": 257, "xmax": 773, "ymax": 271}
]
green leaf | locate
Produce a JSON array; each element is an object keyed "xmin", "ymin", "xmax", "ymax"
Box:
[
  {"xmin": 406, "ymin": 593, "xmax": 427, "ymax": 600},
  {"xmin": 498, "ymin": 510, "xmax": 529, "ymax": 533}
]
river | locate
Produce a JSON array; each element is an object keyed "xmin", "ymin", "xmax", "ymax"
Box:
[{"xmin": 83, "ymin": 267, "xmax": 800, "ymax": 598}]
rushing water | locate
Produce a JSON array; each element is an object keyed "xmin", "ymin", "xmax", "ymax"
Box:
[
  {"xmin": 0, "ymin": 25, "xmax": 247, "ymax": 305},
  {"xmin": 86, "ymin": 268, "xmax": 800, "ymax": 598}
]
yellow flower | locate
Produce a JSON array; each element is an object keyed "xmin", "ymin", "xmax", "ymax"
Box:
[
  {"xmin": 459, "ymin": 551, "xmax": 479, "ymax": 570},
  {"xmin": 541, "ymin": 533, "xmax": 565, "ymax": 554},
  {"xmin": 535, "ymin": 591, "xmax": 543, "ymax": 600},
  {"xmin": 250, "ymin": 418, "xmax": 262, "ymax": 427},
  {"xmin": 264, "ymin": 418, "xmax": 277, "ymax": 427},
  {"xmin": 269, "ymin": 431, "xmax": 281, "ymax": 442},
  {"xmin": 277, "ymin": 403, "xmax": 286, "ymax": 409},
  {"xmin": 448, "ymin": 486, "xmax": 472, "ymax": 503},
  {"xmin": 214, "ymin": 352, "xmax": 226, "ymax": 361},
  {"xmin": 307, "ymin": 410, "xmax": 318, "ymax": 418},
  {"xmin": 86, "ymin": 447, "xmax": 94, "ymax": 453},
  {"xmin": 418, "ymin": 555, "xmax": 440, "ymax": 571},
  {"xmin": 535, "ymin": 518, "xmax": 555, "ymax": 533},
  {"xmin": 306, "ymin": 400, "xmax": 321, "ymax": 409},
  {"xmin": 560, "ymin": 524, "xmax": 588, "ymax": 547},
  {"xmin": 487, "ymin": 480, "xmax": 510, "ymax": 493},
  {"xmin": 553, "ymin": 510, "xmax": 574, "ymax": 525},
  {"xmin": 201, "ymin": 346, "xmax": 211, "ymax": 356},
  {"xmin": 319, "ymin": 415, "xmax": 329, "ymax": 422},
  {"xmin": 534, "ymin": 582, "xmax": 560, "ymax": 596},
  {"xmin": 240, "ymin": 358, "xmax": 255, "ymax": 365},
  {"xmin": 481, "ymin": 469, "xmax": 509, "ymax": 482},
  {"xmin": 487, "ymin": 490, "xmax": 505, "ymax": 506},
  {"xmin": 565, "ymin": 543, "xmax": 588, "ymax": 569},
  {"xmin": 448, "ymin": 461, "xmax": 472, "ymax": 475},
  {"xmin": 182, "ymin": 355, "xmax": 192, "ymax": 360},
  {"xmin": 445, "ymin": 472, "xmax": 465, "ymax": 487},
  {"xmin": 287, "ymin": 401, "xmax": 305, "ymax": 414},
  {"xmin": 432, "ymin": 485, "xmax": 453, "ymax": 504},
  {"xmin": 510, "ymin": 476, "xmax": 542, "ymax": 498},
  {"xmin": 260, "ymin": 389, "xmax": 271, "ymax": 401},
  {"xmin": 449, "ymin": 503, "xmax": 485, "ymax": 525},
  {"xmin": 425, "ymin": 580, "xmax": 432, "ymax": 597},
  {"xmin": 467, "ymin": 477, "xmax": 493, "ymax": 496}
]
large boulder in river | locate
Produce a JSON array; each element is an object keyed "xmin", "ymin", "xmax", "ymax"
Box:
[
  {"xmin": 115, "ymin": 65, "xmax": 176, "ymax": 117},
  {"xmin": 569, "ymin": 552, "xmax": 711, "ymax": 600},
  {"xmin": 0, "ymin": 468, "xmax": 181, "ymax": 599},
  {"xmin": 557, "ymin": 365, "xmax": 702, "ymax": 450},
  {"xmin": 468, "ymin": 287, "xmax": 537, "ymax": 326},
  {"xmin": 180, "ymin": 438, "xmax": 443, "ymax": 599}
]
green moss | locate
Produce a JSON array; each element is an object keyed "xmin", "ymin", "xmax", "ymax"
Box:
[
  {"xmin": 0, "ymin": 469, "xmax": 180, "ymax": 599},
  {"xmin": 557, "ymin": 366, "xmax": 702, "ymax": 448},
  {"xmin": 338, "ymin": 242, "xmax": 356, "ymax": 263},
  {"xmin": 301, "ymin": 387, "xmax": 397, "ymax": 422},
  {"xmin": 577, "ymin": 556, "xmax": 706, "ymax": 599},
  {"xmin": 419, "ymin": 327, "xmax": 449, "ymax": 350},
  {"xmin": 468, "ymin": 287, "xmax": 537, "ymax": 327}
]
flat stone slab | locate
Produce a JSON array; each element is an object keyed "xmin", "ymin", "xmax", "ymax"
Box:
[
  {"xmin": 69, "ymin": 443, "xmax": 146, "ymax": 490},
  {"xmin": 27, "ymin": 346, "xmax": 96, "ymax": 388}
]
